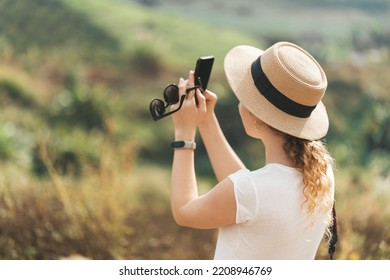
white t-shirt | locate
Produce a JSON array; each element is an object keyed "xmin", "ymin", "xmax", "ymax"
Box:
[{"xmin": 214, "ymin": 163, "xmax": 334, "ymax": 260}]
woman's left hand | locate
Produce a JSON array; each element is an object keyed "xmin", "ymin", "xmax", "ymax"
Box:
[{"xmin": 172, "ymin": 71, "xmax": 206, "ymax": 140}]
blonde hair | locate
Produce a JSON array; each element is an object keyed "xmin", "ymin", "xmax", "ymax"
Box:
[
  {"xmin": 253, "ymin": 116, "xmax": 333, "ymax": 218},
  {"xmin": 282, "ymin": 135, "xmax": 333, "ymax": 220},
  {"xmin": 255, "ymin": 115, "xmax": 336, "ymax": 256}
]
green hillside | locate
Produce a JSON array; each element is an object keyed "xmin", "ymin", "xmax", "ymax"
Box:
[
  {"xmin": 126, "ymin": 0, "xmax": 390, "ymax": 61},
  {"xmin": 62, "ymin": 0, "xmax": 260, "ymax": 69},
  {"xmin": 0, "ymin": 0, "xmax": 120, "ymax": 62}
]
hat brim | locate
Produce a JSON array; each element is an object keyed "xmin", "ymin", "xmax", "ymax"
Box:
[{"xmin": 224, "ymin": 45, "xmax": 329, "ymax": 141}]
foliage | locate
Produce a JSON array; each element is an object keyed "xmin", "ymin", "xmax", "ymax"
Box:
[
  {"xmin": 0, "ymin": 142, "xmax": 215, "ymax": 260},
  {"xmin": 0, "ymin": 129, "xmax": 14, "ymax": 160},
  {"xmin": 0, "ymin": 78, "xmax": 36, "ymax": 108},
  {"xmin": 0, "ymin": 0, "xmax": 120, "ymax": 60},
  {"xmin": 50, "ymin": 85, "xmax": 112, "ymax": 132},
  {"xmin": 291, "ymin": 0, "xmax": 390, "ymax": 11},
  {"xmin": 135, "ymin": 0, "xmax": 159, "ymax": 6},
  {"xmin": 127, "ymin": 44, "xmax": 165, "ymax": 77}
]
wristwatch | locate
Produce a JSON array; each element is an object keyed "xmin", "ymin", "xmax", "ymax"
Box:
[{"xmin": 171, "ymin": 141, "xmax": 196, "ymax": 150}]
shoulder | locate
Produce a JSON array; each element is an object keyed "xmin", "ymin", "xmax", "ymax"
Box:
[
  {"xmin": 229, "ymin": 164, "xmax": 301, "ymax": 184},
  {"xmin": 229, "ymin": 164, "xmax": 304, "ymax": 203},
  {"xmin": 228, "ymin": 168, "xmax": 250, "ymax": 184}
]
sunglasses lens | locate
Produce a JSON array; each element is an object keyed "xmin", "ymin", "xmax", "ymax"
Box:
[
  {"xmin": 163, "ymin": 84, "xmax": 179, "ymax": 104},
  {"xmin": 150, "ymin": 99, "xmax": 165, "ymax": 118}
]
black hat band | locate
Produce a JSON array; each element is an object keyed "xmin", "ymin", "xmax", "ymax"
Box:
[{"xmin": 251, "ymin": 56, "xmax": 317, "ymax": 118}]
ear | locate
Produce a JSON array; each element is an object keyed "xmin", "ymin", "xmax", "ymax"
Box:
[{"xmin": 254, "ymin": 119, "xmax": 267, "ymax": 131}]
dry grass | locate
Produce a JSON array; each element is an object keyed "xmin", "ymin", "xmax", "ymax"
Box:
[
  {"xmin": 1, "ymin": 137, "xmax": 389, "ymax": 259},
  {"xmin": 0, "ymin": 137, "xmax": 216, "ymax": 260}
]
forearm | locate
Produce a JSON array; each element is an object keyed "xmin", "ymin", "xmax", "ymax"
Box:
[
  {"xmin": 170, "ymin": 132, "xmax": 198, "ymax": 224},
  {"xmin": 199, "ymin": 113, "xmax": 245, "ymax": 182},
  {"xmin": 170, "ymin": 144, "xmax": 237, "ymax": 229}
]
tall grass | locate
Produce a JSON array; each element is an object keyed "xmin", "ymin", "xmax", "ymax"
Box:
[
  {"xmin": 332, "ymin": 166, "xmax": 390, "ymax": 259},
  {"xmin": 2, "ymin": 135, "xmax": 389, "ymax": 259},
  {"xmin": 0, "ymin": 134, "xmax": 216, "ymax": 260}
]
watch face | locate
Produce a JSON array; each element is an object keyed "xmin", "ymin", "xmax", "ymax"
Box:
[{"xmin": 171, "ymin": 141, "xmax": 185, "ymax": 148}]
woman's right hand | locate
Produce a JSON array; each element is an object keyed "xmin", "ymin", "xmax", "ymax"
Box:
[{"xmin": 198, "ymin": 89, "xmax": 218, "ymax": 127}]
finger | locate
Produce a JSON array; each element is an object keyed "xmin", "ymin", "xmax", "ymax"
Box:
[
  {"xmin": 188, "ymin": 70, "xmax": 195, "ymax": 87},
  {"xmin": 178, "ymin": 77, "xmax": 197, "ymax": 107},
  {"xmin": 187, "ymin": 88, "xmax": 195, "ymax": 100},
  {"xmin": 178, "ymin": 77, "xmax": 189, "ymax": 97},
  {"xmin": 170, "ymin": 78, "xmax": 187, "ymax": 111},
  {"xmin": 186, "ymin": 89, "xmax": 197, "ymax": 105},
  {"xmin": 195, "ymin": 89, "xmax": 206, "ymax": 111}
]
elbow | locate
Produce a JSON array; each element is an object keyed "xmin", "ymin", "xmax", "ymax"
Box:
[
  {"xmin": 172, "ymin": 207, "xmax": 197, "ymax": 228},
  {"xmin": 172, "ymin": 210, "xmax": 190, "ymax": 227},
  {"xmin": 172, "ymin": 208, "xmax": 215, "ymax": 229}
]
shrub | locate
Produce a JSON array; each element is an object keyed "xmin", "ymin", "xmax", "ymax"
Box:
[
  {"xmin": 50, "ymin": 85, "xmax": 112, "ymax": 132},
  {"xmin": 128, "ymin": 45, "xmax": 164, "ymax": 77},
  {"xmin": 0, "ymin": 77, "xmax": 35, "ymax": 107}
]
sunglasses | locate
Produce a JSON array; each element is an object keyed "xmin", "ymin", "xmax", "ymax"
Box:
[{"xmin": 149, "ymin": 83, "xmax": 200, "ymax": 121}]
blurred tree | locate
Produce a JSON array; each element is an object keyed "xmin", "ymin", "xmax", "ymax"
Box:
[{"xmin": 136, "ymin": 0, "xmax": 159, "ymax": 6}]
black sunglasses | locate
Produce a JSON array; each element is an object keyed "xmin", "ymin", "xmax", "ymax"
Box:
[{"xmin": 149, "ymin": 84, "xmax": 200, "ymax": 121}]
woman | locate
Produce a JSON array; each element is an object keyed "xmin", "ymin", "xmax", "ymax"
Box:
[{"xmin": 170, "ymin": 42, "xmax": 335, "ymax": 259}]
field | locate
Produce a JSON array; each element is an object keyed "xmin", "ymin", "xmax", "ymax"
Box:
[{"xmin": 0, "ymin": 0, "xmax": 390, "ymax": 260}]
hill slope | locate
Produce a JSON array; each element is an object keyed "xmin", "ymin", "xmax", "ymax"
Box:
[
  {"xmin": 62, "ymin": 0, "xmax": 260, "ymax": 69},
  {"xmin": 0, "ymin": 0, "xmax": 120, "ymax": 60}
]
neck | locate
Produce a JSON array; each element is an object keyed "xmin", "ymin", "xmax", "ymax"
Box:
[{"xmin": 261, "ymin": 132, "xmax": 295, "ymax": 168}]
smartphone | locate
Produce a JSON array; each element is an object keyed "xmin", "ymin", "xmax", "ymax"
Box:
[{"xmin": 194, "ymin": 56, "xmax": 214, "ymax": 91}]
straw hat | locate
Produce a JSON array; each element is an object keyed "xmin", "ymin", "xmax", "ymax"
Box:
[{"xmin": 224, "ymin": 42, "xmax": 328, "ymax": 140}]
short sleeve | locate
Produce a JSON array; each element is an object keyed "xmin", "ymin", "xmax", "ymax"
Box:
[{"xmin": 228, "ymin": 169, "xmax": 257, "ymax": 224}]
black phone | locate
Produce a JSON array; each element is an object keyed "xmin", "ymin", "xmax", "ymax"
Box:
[{"xmin": 194, "ymin": 56, "xmax": 214, "ymax": 92}]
